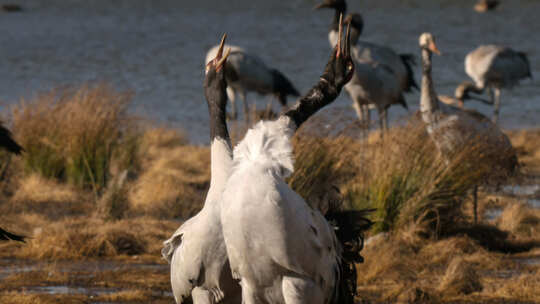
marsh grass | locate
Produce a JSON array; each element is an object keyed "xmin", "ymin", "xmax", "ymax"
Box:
[
  {"xmin": 344, "ymin": 118, "xmax": 517, "ymax": 235},
  {"xmin": 288, "ymin": 134, "xmax": 358, "ymax": 213},
  {"xmin": 129, "ymin": 128, "xmax": 210, "ymax": 218},
  {"xmin": 11, "ymin": 84, "xmax": 140, "ymax": 192}
]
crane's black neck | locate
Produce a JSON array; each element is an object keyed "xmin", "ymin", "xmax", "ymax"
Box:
[
  {"xmin": 284, "ymin": 78, "xmax": 339, "ymax": 130},
  {"xmin": 204, "ymin": 73, "xmax": 230, "ymax": 144}
]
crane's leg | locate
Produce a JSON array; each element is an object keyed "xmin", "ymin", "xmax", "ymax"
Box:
[
  {"xmin": 352, "ymin": 100, "xmax": 363, "ymax": 122},
  {"xmin": 239, "ymin": 280, "xmax": 259, "ymax": 304},
  {"xmin": 239, "ymin": 91, "xmax": 250, "ymax": 125},
  {"xmin": 383, "ymin": 108, "xmax": 389, "ymax": 131},
  {"xmin": 378, "ymin": 108, "xmax": 388, "ymax": 138},
  {"xmin": 365, "ymin": 104, "xmax": 371, "ymax": 127},
  {"xmin": 192, "ymin": 287, "xmax": 215, "ymax": 304},
  {"xmin": 282, "ymin": 276, "xmax": 323, "ymax": 304},
  {"xmin": 226, "ymin": 87, "xmax": 237, "ymax": 120},
  {"xmin": 493, "ymin": 88, "xmax": 501, "ymax": 125},
  {"xmin": 473, "ymin": 185, "xmax": 478, "ymax": 224}
]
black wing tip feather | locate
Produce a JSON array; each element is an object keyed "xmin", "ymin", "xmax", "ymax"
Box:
[
  {"xmin": 271, "ymin": 69, "xmax": 300, "ymax": 97},
  {"xmin": 0, "ymin": 125, "xmax": 24, "ymax": 155},
  {"xmin": 0, "ymin": 227, "xmax": 26, "ymax": 242},
  {"xmin": 400, "ymin": 53, "xmax": 420, "ymax": 92}
]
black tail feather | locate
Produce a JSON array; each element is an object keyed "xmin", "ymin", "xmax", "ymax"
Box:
[
  {"xmin": 517, "ymin": 52, "xmax": 533, "ymax": 79},
  {"xmin": 396, "ymin": 93, "xmax": 409, "ymax": 110},
  {"xmin": 0, "ymin": 124, "xmax": 23, "ymax": 155},
  {"xmin": 271, "ymin": 69, "xmax": 300, "ymax": 106},
  {"xmin": 0, "ymin": 227, "xmax": 26, "ymax": 242},
  {"xmin": 400, "ymin": 54, "xmax": 419, "ymax": 92},
  {"xmin": 327, "ymin": 209, "xmax": 374, "ymax": 304}
]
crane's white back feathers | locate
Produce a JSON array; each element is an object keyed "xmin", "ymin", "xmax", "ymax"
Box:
[{"xmin": 232, "ymin": 116, "xmax": 295, "ymax": 178}]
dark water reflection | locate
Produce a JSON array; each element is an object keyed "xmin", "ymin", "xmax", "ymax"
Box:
[{"xmin": 0, "ymin": 0, "xmax": 538, "ymax": 143}]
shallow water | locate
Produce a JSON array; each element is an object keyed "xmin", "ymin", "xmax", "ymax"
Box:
[
  {"xmin": 528, "ymin": 198, "xmax": 540, "ymax": 209},
  {"xmin": 0, "ymin": 259, "xmax": 168, "ymax": 280},
  {"xmin": 0, "ymin": 0, "xmax": 539, "ymax": 143},
  {"xmin": 502, "ymin": 184, "xmax": 540, "ymax": 197},
  {"xmin": 484, "ymin": 207, "xmax": 503, "ymax": 221}
]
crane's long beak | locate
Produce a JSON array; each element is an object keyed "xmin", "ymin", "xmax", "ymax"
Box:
[
  {"xmin": 217, "ymin": 48, "xmax": 231, "ymax": 71},
  {"xmin": 336, "ymin": 13, "xmax": 343, "ymax": 58},
  {"xmin": 215, "ymin": 34, "xmax": 230, "ymax": 72},
  {"xmin": 335, "ymin": 14, "xmax": 351, "ymax": 58},
  {"xmin": 344, "ymin": 20, "xmax": 351, "ymax": 58},
  {"xmin": 429, "ymin": 41, "xmax": 441, "ymax": 55}
]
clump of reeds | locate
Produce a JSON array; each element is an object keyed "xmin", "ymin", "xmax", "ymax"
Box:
[
  {"xmin": 13, "ymin": 217, "xmax": 171, "ymax": 260},
  {"xmin": 11, "ymin": 84, "xmax": 140, "ymax": 193},
  {"xmin": 128, "ymin": 127, "xmax": 210, "ymax": 218},
  {"xmin": 288, "ymin": 134, "xmax": 359, "ymax": 213},
  {"xmin": 346, "ymin": 118, "xmax": 517, "ymax": 235}
]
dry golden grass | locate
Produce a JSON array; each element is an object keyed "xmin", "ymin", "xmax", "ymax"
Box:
[
  {"xmin": 2, "ymin": 217, "xmax": 176, "ymax": 261},
  {"xmin": 0, "ymin": 86, "xmax": 538, "ymax": 303},
  {"xmin": 507, "ymin": 128, "xmax": 540, "ymax": 173},
  {"xmin": 288, "ymin": 134, "xmax": 358, "ymax": 213},
  {"xmin": 12, "ymin": 174, "xmax": 80, "ymax": 204},
  {"xmin": 96, "ymin": 289, "xmax": 147, "ymax": 302},
  {"xmin": 11, "ymin": 84, "xmax": 140, "ymax": 191},
  {"xmin": 438, "ymin": 256, "xmax": 483, "ymax": 296},
  {"xmin": 0, "ymin": 174, "xmax": 90, "ymax": 221},
  {"xmin": 497, "ymin": 203, "xmax": 540, "ymax": 237},
  {"xmin": 342, "ymin": 117, "xmax": 518, "ymax": 236},
  {"xmin": 129, "ymin": 136, "xmax": 210, "ymax": 218},
  {"xmin": 0, "ymin": 292, "xmax": 86, "ymax": 304}
]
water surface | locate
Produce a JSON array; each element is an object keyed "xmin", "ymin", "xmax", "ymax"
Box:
[{"xmin": 1, "ymin": 0, "xmax": 538, "ymax": 143}]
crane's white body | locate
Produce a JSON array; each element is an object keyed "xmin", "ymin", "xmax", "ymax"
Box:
[
  {"xmin": 329, "ymin": 32, "xmax": 410, "ymax": 93},
  {"xmin": 465, "ymin": 45, "xmax": 530, "ymax": 90},
  {"xmin": 329, "ymin": 31, "xmax": 403, "ymax": 129},
  {"xmin": 163, "ymin": 138, "xmax": 240, "ymax": 304},
  {"xmin": 220, "ymin": 117, "xmax": 341, "ymax": 304},
  {"xmin": 464, "ymin": 45, "xmax": 531, "ymax": 123}
]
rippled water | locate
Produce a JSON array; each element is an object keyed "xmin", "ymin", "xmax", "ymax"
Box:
[{"xmin": 1, "ymin": 0, "xmax": 538, "ymax": 143}]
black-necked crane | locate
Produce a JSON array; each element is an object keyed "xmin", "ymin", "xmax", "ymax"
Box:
[
  {"xmin": 456, "ymin": 45, "xmax": 532, "ymax": 124},
  {"xmin": 418, "ymin": 33, "xmax": 517, "ymax": 223},
  {"xmin": 162, "ymin": 35, "xmax": 241, "ymax": 304},
  {"xmin": 315, "ymin": 0, "xmax": 415, "ymax": 129},
  {"xmin": 0, "ymin": 123, "xmax": 24, "ymax": 242},
  {"xmin": 205, "ymin": 43, "xmax": 300, "ymax": 124},
  {"xmin": 220, "ymin": 19, "xmax": 366, "ymax": 304}
]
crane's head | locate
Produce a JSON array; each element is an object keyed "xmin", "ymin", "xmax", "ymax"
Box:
[
  {"xmin": 321, "ymin": 14, "xmax": 354, "ymax": 91},
  {"xmin": 204, "ymin": 34, "xmax": 231, "ymax": 107},
  {"xmin": 314, "ymin": 0, "xmax": 346, "ymax": 11},
  {"xmin": 419, "ymin": 32, "xmax": 441, "ymax": 55}
]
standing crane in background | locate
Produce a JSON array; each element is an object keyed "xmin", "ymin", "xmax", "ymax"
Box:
[
  {"xmin": 455, "ymin": 45, "xmax": 532, "ymax": 124},
  {"xmin": 315, "ymin": 0, "xmax": 415, "ymax": 130},
  {"xmin": 417, "ymin": 33, "xmax": 517, "ymax": 223},
  {"xmin": 205, "ymin": 43, "xmax": 300, "ymax": 124}
]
